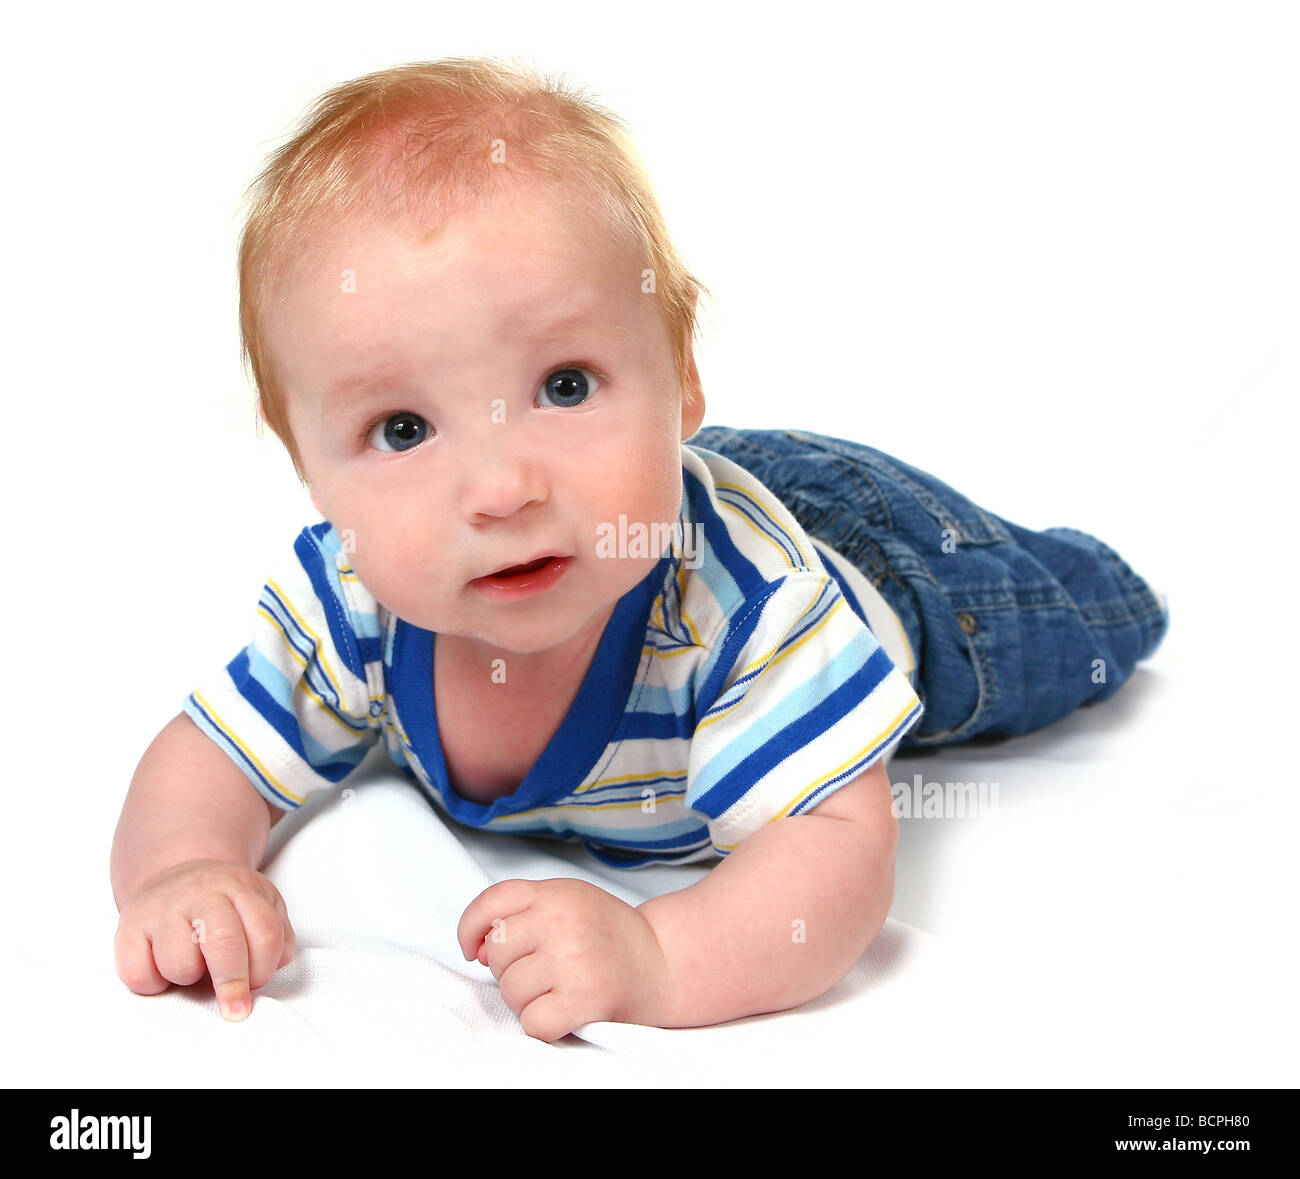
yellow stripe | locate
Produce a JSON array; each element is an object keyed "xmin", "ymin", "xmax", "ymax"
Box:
[
  {"xmin": 675, "ymin": 561, "xmax": 703, "ymax": 646},
  {"xmin": 575, "ymin": 768, "xmax": 687, "ymax": 795},
  {"xmin": 710, "ymin": 696, "xmax": 919, "ymax": 852},
  {"xmin": 649, "ymin": 566, "xmax": 703, "ymax": 650},
  {"xmin": 713, "ymin": 481, "xmax": 810, "ymax": 568},
  {"xmin": 192, "ymin": 690, "xmax": 305, "ymax": 806},
  {"xmin": 256, "ymin": 605, "xmax": 370, "ymax": 737},
  {"xmin": 387, "ymin": 708, "xmax": 413, "ymax": 750},
  {"xmin": 486, "ymin": 788, "xmax": 689, "ymax": 823},
  {"xmin": 697, "ymin": 582, "xmax": 838, "ymax": 731},
  {"xmin": 265, "ymin": 578, "xmax": 368, "ymax": 725},
  {"xmin": 650, "ymin": 643, "xmax": 701, "ymax": 661}
]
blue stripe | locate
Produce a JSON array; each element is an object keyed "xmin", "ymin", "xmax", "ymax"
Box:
[
  {"xmin": 582, "ymin": 834, "xmax": 714, "ymax": 868},
  {"xmin": 682, "ymin": 465, "xmax": 769, "ymax": 599},
  {"xmin": 691, "ymin": 621, "xmax": 888, "ymax": 804},
  {"xmin": 258, "ymin": 588, "xmax": 349, "ymax": 719},
  {"xmin": 225, "ymin": 649, "xmax": 374, "ymax": 782},
  {"xmin": 690, "ymin": 643, "xmax": 901, "ymax": 818},
  {"xmin": 480, "ymin": 811, "xmax": 708, "ymax": 848},
  {"xmin": 570, "ymin": 774, "xmax": 687, "ymax": 799},
  {"xmin": 294, "ymin": 527, "xmax": 367, "ymax": 680},
  {"xmin": 245, "ymin": 615, "xmax": 370, "ymax": 737},
  {"xmin": 693, "ymin": 580, "xmax": 783, "ymax": 719},
  {"xmin": 702, "ymin": 578, "xmax": 840, "ymax": 718},
  {"xmin": 814, "ymin": 543, "xmax": 870, "ymax": 629},
  {"xmin": 624, "ymin": 680, "xmax": 688, "ymax": 717},
  {"xmin": 714, "ymin": 486, "xmax": 803, "ymax": 569},
  {"xmin": 183, "ymin": 693, "xmax": 298, "ymax": 809},
  {"xmin": 618, "ymin": 707, "xmax": 694, "ymax": 741},
  {"xmin": 788, "ymin": 698, "xmax": 924, "ymax": 815}
]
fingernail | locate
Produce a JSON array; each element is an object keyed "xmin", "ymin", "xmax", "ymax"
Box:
[{"xmin": 222, "ymin": 998, "xmax": 248, "ymax": 1021}]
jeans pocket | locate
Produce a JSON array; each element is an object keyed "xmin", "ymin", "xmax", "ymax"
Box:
[{"xmin": 895, "ymin": 563, "xmax": 1011, "ymax": 747}]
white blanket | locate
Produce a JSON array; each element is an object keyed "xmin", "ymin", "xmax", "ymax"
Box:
[
  {"xmin": 33, "ymin": 641, "xmax": 1293, "ymax": 1088},
  {"xmin": 71, "ymin": 760, "xmax": 998, "ymax": 1088}
]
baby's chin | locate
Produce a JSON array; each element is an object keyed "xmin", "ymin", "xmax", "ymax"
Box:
[{"xmin": 435, "ymin": 599, "xmax": 622, "ymax": 658}]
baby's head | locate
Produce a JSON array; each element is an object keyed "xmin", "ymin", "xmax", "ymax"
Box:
[{"xmin": 237, "ymin": 58, "xmax": 710, "ymax": 657}]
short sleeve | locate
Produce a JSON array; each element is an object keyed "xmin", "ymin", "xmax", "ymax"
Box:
[
  {"xmin": 182, "ymin": 524, "xmax": 384, "ymax": 811},
  {"xmin": 687, "ymin": 570, "xmax": 924, "ymax": 856}
]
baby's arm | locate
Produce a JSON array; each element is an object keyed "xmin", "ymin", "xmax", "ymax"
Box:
[
  {"xmin": 459, "ymin": 757, "xmax": 899, "ymax": 1040},
  {"xmin": 111, "ymin": 712, "xmax": 296, "ymax": 1019},
  {"xmin": 112, "ymin": 712, "xmax": 282, "ymax": 905},
  {"xmin": 637, "ymin": 757, "xmax": 898, "ymax": 1028}
]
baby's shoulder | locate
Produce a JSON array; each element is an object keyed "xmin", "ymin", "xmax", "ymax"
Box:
[
  {"xmin": 285, "ymin": 521, "xmax": 387, "ymax": 642},
  {"xmin": 674, "ymin": 446, "xmax": 834, "ymax": 648}
]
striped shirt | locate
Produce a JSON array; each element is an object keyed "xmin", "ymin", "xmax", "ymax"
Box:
[{"xmin": 183, "ymin": 441, "xmax": 925, "ymax": 869}]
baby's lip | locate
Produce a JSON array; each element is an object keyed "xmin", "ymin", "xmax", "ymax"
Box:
[{"xmin": 473, "ymin": 552, "xmax": 569, "ymax": 581}]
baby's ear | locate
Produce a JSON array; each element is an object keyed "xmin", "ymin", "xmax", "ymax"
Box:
[{"xmin": 682, "ymin": 355, "xmax": 706, "ymax": 438}]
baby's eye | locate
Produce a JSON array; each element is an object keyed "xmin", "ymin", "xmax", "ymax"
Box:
[
  {"xmin": 368, "ymin": 412, "xmax": 430, "ymax": 452},
  {"xmin": 537, "ymin": 367, "xmax": 599, "ymax": 409}
]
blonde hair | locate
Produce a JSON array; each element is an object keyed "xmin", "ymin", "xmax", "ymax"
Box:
[{"xmin": 237, "ymin": 56, "xmax": 712, "ymax": 482}]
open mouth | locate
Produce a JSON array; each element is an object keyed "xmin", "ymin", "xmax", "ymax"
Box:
[{"xmin": 486, "ymin": 555, "xmax": 560, "ymax": 579}]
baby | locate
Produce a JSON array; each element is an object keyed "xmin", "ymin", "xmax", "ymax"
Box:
[{"xmin": 111, "ymin": 58, "xmax": 1169, "ymax": 1043}]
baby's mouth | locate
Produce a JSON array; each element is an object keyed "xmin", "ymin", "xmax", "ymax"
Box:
[
  {"xmin": 489, "ymin": 555, "xmax": 556, "ymax": 578},
  {"xmin": 475, "ymin": 553, "xmax": 569, "ymax": 583}
]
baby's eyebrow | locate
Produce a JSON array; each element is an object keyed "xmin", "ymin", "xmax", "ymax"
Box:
[
  {"xmin": 517, "ymin": 308, "xmax": 616, "ymax": 340},
  {"xmin": 319, "ymin": 370, "xmax": 410, "ymax": 422},
  {"xmin": 511, "ymin": 293, "xmax": 638, "ymax": 342}
]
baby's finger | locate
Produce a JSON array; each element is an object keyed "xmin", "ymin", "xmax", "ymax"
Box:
[
  {"xmin": 114, "ymin": 923, "xmax": 169, "ymax": 996},
  {"xmin": 190, "ymin": 896, "xmax": 252, "ymax": 1021},
  {"xmin": 456, "ymin": 879, "xmax": 538, "ymax": 960},
  {"xmin": 267, "ymin": 886, "xmax": 296, "ymax": 967},
  {"xmin": 519, "ymin": 990, "xmax": 580, "ymax": 1044},
  {"xmin": 149, "ymin": 909, "xmax": 215, "ymax": 989},
  {"xmin": 497, "ymin": 952, "xmax": 554, "ymax": 1017},
  {"xmin": 479, "ymin": 911, "xmax": 542, "ymax": 981},
  {"xmin": 227, "ymin": 887, "xmax": 287, "ymax": 992}
]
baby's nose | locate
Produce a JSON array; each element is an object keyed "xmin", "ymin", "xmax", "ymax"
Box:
[{"xmin": 456, "ymin": 444, "xmax": 547, "ymax": 521}]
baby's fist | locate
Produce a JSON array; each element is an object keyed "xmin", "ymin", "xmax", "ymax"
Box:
[
  {"xmin": 114, "ymin": 860, "xmax": 295, "ymax": 1021},
  {"xmin": 457, "ymin": 877, "xmax": 674, "ymax": 1042}
]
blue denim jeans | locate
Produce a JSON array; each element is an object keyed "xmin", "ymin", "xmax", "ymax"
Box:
[{"xmin": 689, "ymin": 426, "xmax": 1170, "ymax": 751}]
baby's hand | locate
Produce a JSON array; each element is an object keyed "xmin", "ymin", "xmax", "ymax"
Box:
[
  {"xmin": 457, "ymin": 878, "xmax": 673, "ymax": 1042},
  {"xmin": 114, "ymin": 860, "xmax": 295, "ymax": 1022}
]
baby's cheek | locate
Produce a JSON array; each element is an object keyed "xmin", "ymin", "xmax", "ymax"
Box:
[
  {"xmin": 610, "ymin": 455, "xmax": 682, "ymax": 532},
  {"xmin": 335, "ymin": 519, "xmax": 403, "ymax": 592},
  {"xmin": 354, "ymin": 525, "xmax": 459, "ymax": 624},
  {"xmin": 340, "ymin": 501, "xmax": 418, "ymax": 570}
]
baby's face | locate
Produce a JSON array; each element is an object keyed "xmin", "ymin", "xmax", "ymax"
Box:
[{"xmin": 265, "ymin": 185, "xmax": 702, "ymax": 659}]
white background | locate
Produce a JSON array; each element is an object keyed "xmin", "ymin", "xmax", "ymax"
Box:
[{"xmin": 2, "ymin": 0, "xmax": 1296, "ymax": 1088}]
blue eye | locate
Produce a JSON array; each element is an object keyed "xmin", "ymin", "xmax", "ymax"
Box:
[
  {"xmin": 538, "ymin": 367, "xmax": 599, "ymax": 408},
  {"xmin": 368, "ymin": 412, "xmax": 429, "ymax": 452}
]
